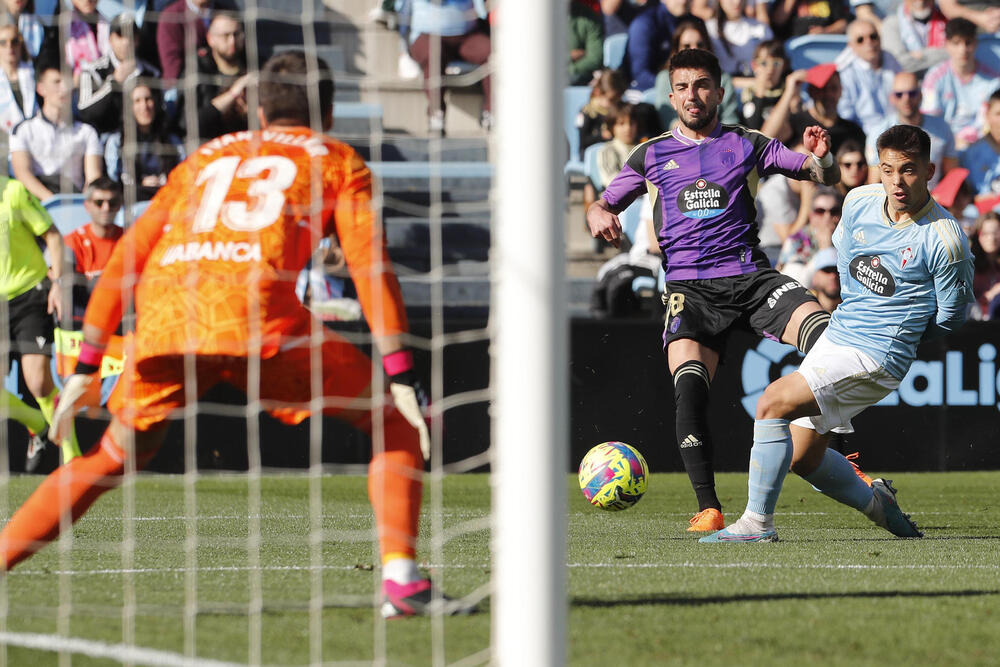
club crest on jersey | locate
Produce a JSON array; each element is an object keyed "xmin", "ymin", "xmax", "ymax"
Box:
[
  {"xmin": 901, "ymin": 246, "xmax": 914, "ymax": 268},
  {"xmin": 677, "ymin": 178, "xmax": 728, "ymax": 219},
  {"xmin": 849, "ymin": 255, "xmax": 896, "ymax": 296}
]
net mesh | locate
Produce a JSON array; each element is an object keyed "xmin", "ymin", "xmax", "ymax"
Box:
[{"xmin": 0, "ymin": 0, "xmax": 493, "ymax": 663}]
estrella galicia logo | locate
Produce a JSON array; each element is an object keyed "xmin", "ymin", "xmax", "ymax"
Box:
[
  {"xmin": 677, "ymin": 178, "xmax": 728, "ymax": 219},
  {"xmin": 849, "ymin": 255, "xmax": 896, "ymax": 296}
]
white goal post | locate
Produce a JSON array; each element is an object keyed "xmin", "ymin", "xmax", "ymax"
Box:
[{"xmin": 491, "ymin": 0, "xmax": 568, "ymax": 664}]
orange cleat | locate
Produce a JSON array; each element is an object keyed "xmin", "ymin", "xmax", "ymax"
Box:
[
  {"xmin": 845, "ymin": 452, "xmax": 874, "ymax": 486},
  {"xmin": 687, "ymin": 508, "xmax": 725, "ymax": 532}
]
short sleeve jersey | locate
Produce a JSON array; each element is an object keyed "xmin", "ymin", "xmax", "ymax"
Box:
[
  {"xmin": 0, "ymin": 176, "xmax": 53, "ymax": 299},
  {"xmin": 601, "ymin": 122, "xmax": 808, "ymax": 280},
  {"xmin": 827, "ymin": 183, "xmax": 974, "ymax": 379},
  {"xmin": 84, "ymin": 127, "xmax": 408, "ymax": 361}
]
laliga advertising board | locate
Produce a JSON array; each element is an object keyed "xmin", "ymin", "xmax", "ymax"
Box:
[{"xmin": 569, "ymin": 320, "xmax": 1000, "ymax": 474}]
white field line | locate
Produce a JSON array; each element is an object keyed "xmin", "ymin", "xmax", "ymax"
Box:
[
  {"xmin": 0, "ymin": 631, "xmax": 250, "ymax": 667},
  {"xmin": 53, "ymin": 510, "xmax": 976, "ymax": 523},
  {"xmin": 8, "ymin": 560, "xmax": 1000, "ymax": 577}
]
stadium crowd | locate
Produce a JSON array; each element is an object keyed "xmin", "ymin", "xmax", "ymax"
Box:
[
  {"xmin": 0, "ymin": 0, "xmax": 243, "ymax": 206},
  {"xmin": 564, "ymin": 0, "xmax": 1000, "ymax": 321}
]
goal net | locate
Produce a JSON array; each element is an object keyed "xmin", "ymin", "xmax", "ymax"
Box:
[{"xmin": 0, "ymin": 0, "xmax": 568, "ymax": 664}]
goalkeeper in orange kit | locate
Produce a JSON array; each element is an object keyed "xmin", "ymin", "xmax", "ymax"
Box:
[{"xmin": 0, "ymin": 51, "xmax": 471, "ymax": 618}]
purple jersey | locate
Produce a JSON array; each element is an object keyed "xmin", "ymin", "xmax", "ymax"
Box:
[{"xmin": 602, "ymin": 123, "xmax": 808, "ymax": 280}]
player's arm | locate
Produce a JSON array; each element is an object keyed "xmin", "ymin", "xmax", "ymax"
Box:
[
  {"xmin": 921, "ymin": 224, "xmax": 975, "ymax": 341},
  {"xmin": 41, "ymin": 226, "xmax": 66, "ymax": 320},
  {"xmin": 797, "ymin": 126, "xmax": 840, "ymax": 186},
  {"xmin": 51, "ymin": 187, "xmax": 172, "ymax": 442},
  {"xmin": 587, "ymin": 145, "xmax": 650, "ymax": 248},
  {"xmin": 333, "ymin": 151, "xmax": 432, "ymax": 458}
]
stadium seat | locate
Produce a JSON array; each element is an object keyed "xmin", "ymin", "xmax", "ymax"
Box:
[
  {"xmin": 114, "ymin": 200, "xmax": 152, "ymax": 227},
  {"xmin": 583, "ymin": 141, "xmax": 606, "ymax": 191},
  {"xmin": 786, "ymin": 34, "xmax": 848, "ymax": 71},
  {"xmin": 564, "ymin": 86, "xmax": 592, "ymax": 176},
  {"xmin": 603, "ymin": 33, "xmax": 628, "ymax": 70},
  {"xmin": 42, "ymin": 194, "xmax": 90, "ymax": 236},
  {"xmin": 976, "ymin": 36, "xmax": 1000, "ymax": 73}
]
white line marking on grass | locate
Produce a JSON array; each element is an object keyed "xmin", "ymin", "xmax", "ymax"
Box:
[
  {"xmin": 0, "ymin": 631, "xmax": 249, "ymax": 666},
  {"xmin": 564, "ymin": 562, "xmax": 1000, "ymax": 571},
  {"xmin": 16, "ymin": 561, "xmax": 997, "ymax": 578}
]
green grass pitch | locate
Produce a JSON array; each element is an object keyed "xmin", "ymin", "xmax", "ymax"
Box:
[{"xmin": 0, "ymin": 470, "xmax": 998, "ymax": 665}]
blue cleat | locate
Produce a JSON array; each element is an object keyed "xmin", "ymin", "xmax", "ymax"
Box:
[
  {"xmin": 866, "ymin": 479, "xmax": 923, "ymax": 538},
  {"xmin": 698, "ymin": 526, "xmax": 778, "ymax": 543}
]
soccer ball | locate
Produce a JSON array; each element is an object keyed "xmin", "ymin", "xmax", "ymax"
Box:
[{"xmin": 578, "ymin": 441, "xmax": 649, "ymax": 511}]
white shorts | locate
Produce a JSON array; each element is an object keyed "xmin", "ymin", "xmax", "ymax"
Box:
[{"xmin": 791, "ymin": 333, "xmax": 899, "ymax": 435}]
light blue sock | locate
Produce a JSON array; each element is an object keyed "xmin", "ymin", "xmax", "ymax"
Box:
[
  {"xmin": 802, "ymin": 448, "xmax": 875, "ymax": 511},
  {"xmin": 746, "ymin": 419, "xmax": 794, "ymax": 515}
]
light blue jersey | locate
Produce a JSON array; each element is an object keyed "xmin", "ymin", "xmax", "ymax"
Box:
[{"xmin": 827, "ymin": 183, "xmax": 974, "ymax": 380}]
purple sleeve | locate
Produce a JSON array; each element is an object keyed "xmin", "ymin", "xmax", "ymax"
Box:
[
  {"xmin": 601, "ymin": 163, "xmax": 648, "ymax": 213},
  {"xmin": 757, "ymin": 137, "xmax": 809, "ymax": 179}
]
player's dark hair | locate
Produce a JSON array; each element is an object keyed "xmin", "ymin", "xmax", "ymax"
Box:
[
  {"xmin": 753, "ymin": 39, "xmax": 786, "ymax": 62},
  {"xmin": 603, "ymin": 102, "xmax": 638, "ymax": 132},
  {"xmin": 259, "ymin": 50, "xmax": 334, "ymax": 125},
  {"xmin": 945, "ymin": 17, "xmax": 977, "ymax": 42},
  {"xmin": 876, "ymin": 124, "xmax": 931, "ymax": 163},
  {"xmin": 668, "ymin": 47, "xmax": 722, "ymax": 89},
  {"xmin": 990, "ymin": 87, "xmax": 1000, "ymax": 106}
]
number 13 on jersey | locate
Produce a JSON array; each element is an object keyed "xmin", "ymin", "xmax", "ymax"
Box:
[{"xmin": 192, "ymin": 155, "xmax": 298, "ymax": 233}]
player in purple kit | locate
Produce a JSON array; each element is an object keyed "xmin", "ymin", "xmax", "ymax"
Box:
[{"xmin": 587, "ymin": 48, "xmax": 845, "ymax": 532}]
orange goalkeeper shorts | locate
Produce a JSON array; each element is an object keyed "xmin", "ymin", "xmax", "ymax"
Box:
[{"xmin": 107, "ymin": 325, "xmax": 379, "ymax": 432}]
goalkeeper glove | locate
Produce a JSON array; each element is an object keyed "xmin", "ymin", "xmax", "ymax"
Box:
[
  {"xmin": 383, "ymin": 350, "xmax": 431, "ymax": 461},
  {"xmin": 51, "ymin": 343, "xmax": 104, "ymax": 443}
]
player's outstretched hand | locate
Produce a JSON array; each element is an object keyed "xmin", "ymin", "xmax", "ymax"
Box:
[
  {"xmin": 586, "ymin": 200, "xmax": 623, "ymax": 249},
  {"xmin": 803, "ymin": 126, "xmax": 832, "ymax": 159},
  {"xmin": 390, "ymin": 382, "xmax": 431, "ymax": 461},
  {"xmin": 51, "ymin": 374, "xmax": 101, "ymax": 443}
]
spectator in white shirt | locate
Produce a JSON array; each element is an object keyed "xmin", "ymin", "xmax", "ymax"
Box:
[{"xmin": 10, "ymin": 62, "xmax": 102, "ymax": 201}]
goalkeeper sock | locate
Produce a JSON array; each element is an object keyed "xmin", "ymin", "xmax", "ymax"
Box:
[
  {"xmin": 0, "ymin": 389, "xmax": 47, "ymax": 435},
  {"xmin": 382, "ymin": 556, "xmax": 421, "ymax": 584},
  {"xmin": 35, "ymin": 387, "xmax": 82, "ymax": 463},
  {"xmin": 672, "ymin": 361, "xmax": 719, "ymax": 511},
  {"xmin": 745, "ymin": 419, "xmax": 794, "ymax": 516},
  {"xmin": 366, "ymin": 409, "xmax": 423, "ymax": 563},
  {"xmin": 802, "ymin": 447, "xmax": 874, "ymax": 511},
  {"xmin": 0, "ymin": 431, "xmax": 126, "ymax": 571}
]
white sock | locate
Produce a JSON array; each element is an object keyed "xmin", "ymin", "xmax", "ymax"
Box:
[
  {"xmin": 728, "ymin": 509, "xmax": 773, "ymax": 535},
  {"xmin": 382, "ymin": 557, "xmax": 421, "ymax": 584}
]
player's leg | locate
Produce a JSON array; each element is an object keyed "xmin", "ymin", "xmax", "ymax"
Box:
[
  {"xmin": 700, "ymin": 371, "xmax": 819, "ymax": 542},
  {"xmin": 666, "ymin": 338, "xmax": 724, "ymax": 531},
  {"xmin": 261, "ymin": 328, "xmax": 466, "ymax": 616},
  {"xmin": 1, "ymin": 387, "xmax": 48, "ymax": 435},
  {"xmin": 19, "ymin": 352, "xmax": 82, "ymax": 463},
  {"xmin": 0, "ymin": 418, "xmax": 166, "ymax": 570},
  {"xmin": 0, "ymin": 352, "xmax": 184, "ymax": 569},
  {"xmin": 779, "ymin": 301, "xmax": 830, "ymax": 354}
]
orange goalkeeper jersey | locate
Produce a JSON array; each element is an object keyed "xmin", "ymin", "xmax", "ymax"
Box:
[{"xmin": 84, "ymin": 127, "xmax": 408, "ymax": 360}]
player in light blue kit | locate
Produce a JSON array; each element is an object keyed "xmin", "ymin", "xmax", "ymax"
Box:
[{"xmin": 701, "ymin": 124, "xmax": 975, "ymax": 543}]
